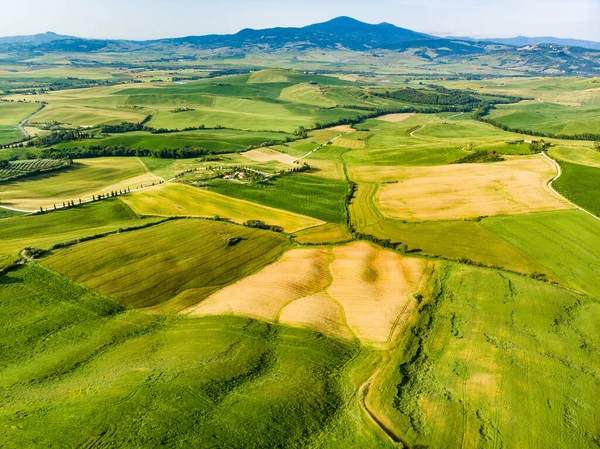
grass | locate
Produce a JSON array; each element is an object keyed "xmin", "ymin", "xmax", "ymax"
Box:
[
  {"xmin": 349, "ymin": 183, "xmax": 557, "ymax": 279},
  {"xmin": 553, "ymin": 161, "xmax": 600, "ymax": 216},
  {"xmin": 0, "ymin": 101, "xmax": 40, "ymax": 144},
  {"xmin": 43, "ymin": 219, "xmax": 290, "ymax": 311},
  {"xmin": 0, "ymin": 157, "xmax": 162, "ymax": 209},
  {"xmin": 488, "ymin": 101, "xmax": 600, "ymax": 135},
  {"xmin": 481, "ymin": 210, "xmax": 600, "ymax": 298},
  {"xmin": 52, "ymin": 129, "xmax": 293, "ymax": 152},
  {"xmin": 0, "ymin": 199, "xmax": 161, "ymax": 268},
  {"xmin": 436, "ymin": 77, "xmax": 600, "ymax": 136},
  {"xmin": 0, "ymin": 263, "xmax": 391, "ymax": 448},
  {"xmin": 207, "ymin": 173, "xmax": 348, "ymax": 224},
  {"xmin": 122, "ymin": 182, "xmax": 323, "ymax": 233},
  {"xmin": 369, "ymin": 262, "xmax": 600, "ymax": 448}
]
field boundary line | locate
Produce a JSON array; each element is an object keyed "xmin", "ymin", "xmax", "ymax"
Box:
[{"xmin": 541, "ymin": 152, "xmax": 600, "ymax": 222}]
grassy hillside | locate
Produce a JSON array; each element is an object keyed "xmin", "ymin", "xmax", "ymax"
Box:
[
  {"xmin": 0, "ymin": 157, "xmax": 162, "ymax": 210},
  {"xmin": 122, "ymin": 183, "xmax": 323, "ymax": 233},
  {"xmin": 0, "ymin": 101, "xmax": 39, "ymax": 144},
  {"xmin": 369, "ymin": 262, "xmax": 600, "ymax": 448},
  {"xmin": 52, "ymin": 129, "xmax": 293, "ymax": 152},
  {"xmin": 43, "ymin": 219, "xmax": 290, "ymax": 311},
  {"xmin": 0, "ymin": 199, "xmax": 161, "ymax": 268},
  {"xmin": 0, "ymin": 264, "xmax": 390, "ymax": 448}
]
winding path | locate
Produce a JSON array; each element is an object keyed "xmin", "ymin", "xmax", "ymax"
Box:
[{"xmin": 17, "ymin": 103, "xmax": 45, "ymax": 139}]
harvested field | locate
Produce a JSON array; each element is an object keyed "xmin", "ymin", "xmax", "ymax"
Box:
[
  {"xmin": 185, "ymin": 242, "xmax": 431, "ymax": 348},
  {"xmin": 376, "ymin": 113, "xmax": 415, "ymax": 122},
  {"xmin": 184, "ymin": 248, "xmax": 331, "ymax": 322},
  {"xmin": 279, "ymin": 293, "xmax": 355, "ymax": 341},
  {"xmin": 242, "ymin": 148, "xmax": 297, "ymax": 165},
  {"xmin": 327, "ymin": 243, "xmax": 429, "ymax": 347},
  {"xmin": 375, "ymin": 155, "xmax": 572, "ymax": 221},
  {"xmin": 327, "ymin": 124, "xmax": 354, "ymax": 132},
  {"xmin": 122, "ymin": 183, "xmax": 323, "ymax": 233}
]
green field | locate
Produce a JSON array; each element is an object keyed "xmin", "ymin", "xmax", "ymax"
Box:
[
  {"xmin": 553, "ymin": 161, "xmax": 600, "ymax": 216},
  {"xmin": 19, "ymin": 71, "xmax": 366, "ymax": 133},
  {"xmin": 0, "ymin": 264, "xmax": 389, "ymax": 448},
  {"xmin": 0, "ymin": 199, "xmax": 161, "ymax": 268},
  {"xmin": 482, "ymin": 210, "xmax": 600, "ymax": 298},
  {"xmin": 0, "ymin": 157, "xmax": 162, "ymax": 209},
  {"xmin": 1, "ymin": 65, "xmax": 599, "ymax": 448},
  {"xmin": 0, "ymin": 101, "xmax": 40, "ymax": 144},
  {"xmin": 52, "ymin": 128, "xmax": 292, "ymax": 152},
  {"xmin": 435, "ymin": 77, "xmax": 600, "ymax": 136},
  {"xmin": 368, "ymin": 262, "xmax": 600, "ymax": 448},
  {"xmin": 43, "ymin": 219, "xmax": 290, "ymax": 311},
  {"xmin": 207, "ymin": 173, "xmax": 348, "ymax": 224}
]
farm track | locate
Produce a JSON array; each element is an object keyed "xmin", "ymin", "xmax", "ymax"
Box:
[
  {"xmin": 542, "ymin": 151, "xmax": 600, "ymax": 222},
  {"xmin": 293, "ymin": 130, "xmax": 352, "ymax": 163},
  {"xmin": 17, "ymin": 103, "xmax": 45, "ymax": 139}
]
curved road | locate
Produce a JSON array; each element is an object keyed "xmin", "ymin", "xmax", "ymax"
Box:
[{"xmin": 17, "ymin": 103, "xmax": 45, "ymax": 139}]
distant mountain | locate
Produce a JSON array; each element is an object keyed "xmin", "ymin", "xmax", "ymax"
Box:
[
  {"xmin": 162, "ymin": 16, "xmax": 438, "ymax": 51},
  {"xmin": 0, "ymin": 31, "xmax": 74, "ymax": 44},
  {"xmin": 0, "ymin": 17, "xmax": 598, "ymax": 75},
  {"xmin": 484, "ymin": 36, "xmax": 600, "ymax": 51},
  {"xmin": 448, "ymin": 34, "xmax": 600, "ymax": 51}
]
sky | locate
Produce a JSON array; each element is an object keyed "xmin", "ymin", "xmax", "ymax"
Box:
[{"xmin": 1, "ymin": 0, "xmax": 599, "ymax": 41}]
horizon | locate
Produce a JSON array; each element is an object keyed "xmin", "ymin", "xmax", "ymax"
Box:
[{"xmin": 1, "ymin": 0, "xmax": 598, "ymax": 41}]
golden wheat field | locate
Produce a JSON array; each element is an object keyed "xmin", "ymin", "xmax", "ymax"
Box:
[
  {"xmin": 184, "ymin": 242, "xmax": 432, "ymax": 348},
  {"xmin": 374, "ymin": 156, "xmax": 572, "ymax": 221}
]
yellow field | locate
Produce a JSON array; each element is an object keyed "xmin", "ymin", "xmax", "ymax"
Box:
[
  {"xmin": 279, "ymin": 83, "xmax": 337, "ymax": 107},
  {"xmin": 0, "ymin": 157, "xmax": 162, "ymax": 210},
  {"xmin": 334, "ymin": 137, "xmax": 366, "ymax": 149},
  {"xmin": 376, "ymin": 113, "xmax": 415, "ymax": 122},
  {"xmin": 374, "ymin": 156, "xmax": 572, "ymax": 221},
  {"xmin": 242, "ymin": 147, "xmax": 296, "ymax": 165},
  {"xmin": 184, "ymin": 242, "xmax": 432, "ymax": 348},
  {"xmin": 292, "ymin": 223, "xmax": 353, "ymax": 244},
  {"xmin": 122, "ymin": 182, "xmax": 323, "ymax": 233}
]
